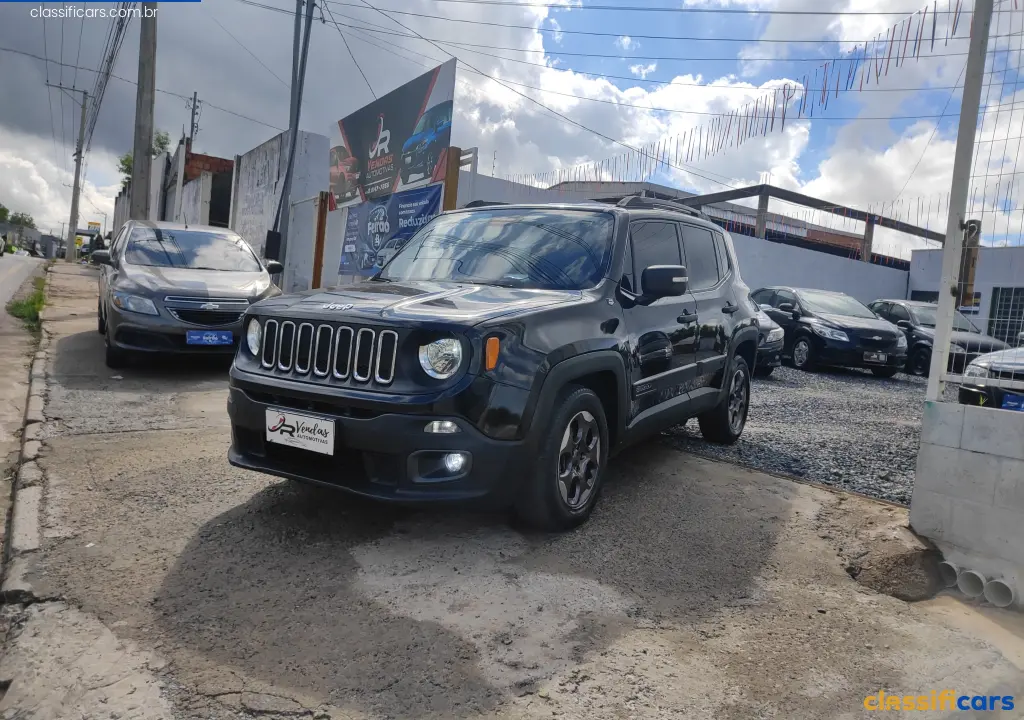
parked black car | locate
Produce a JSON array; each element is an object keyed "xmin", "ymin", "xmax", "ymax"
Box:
[
  {"xmin": 867, "ymin": 299, "xmax": 1009, "ymax": 376},
  {"xmin": 752, "ymin": 301, "xmax": 784, "ymax": 378},
  {"xmin": 92, "ymin": 221, "xmax": 282, "ymax": 368},
  {"xmin": 751, "ymin": 286, "xmax": 907, "ymax": 377},
  {"xmin": 959, "ymin": 347, "xmax": 1024, "ymax": 411},
  {"xmin": 228, "ymin": 198, "xmax": 761, "ymax": 530}
]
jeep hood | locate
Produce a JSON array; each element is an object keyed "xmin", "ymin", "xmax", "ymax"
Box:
[{"xmin": 254, "ymin": 280, "xmax": 583, "ymax": 324}]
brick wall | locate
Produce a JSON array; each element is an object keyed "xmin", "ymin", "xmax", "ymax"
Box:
[{"xmin": 184, "ymin": 152, "xmax": 234, "ymax": 184}]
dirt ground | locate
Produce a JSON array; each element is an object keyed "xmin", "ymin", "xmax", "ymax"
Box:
[{"xmin": 2, "ymin": 264, "xmax": 1023, "ymax": 719}]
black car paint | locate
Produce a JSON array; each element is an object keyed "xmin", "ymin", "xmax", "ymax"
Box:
[
  {"xmin": 958, "ymin": 346, "xmax": 1024, "ymax": 409},
  {"xmin": 754, "ymin": 310, "xmax": 784, "ymax": 370},
  {"xmin": 868, "ymin": 299, "xmax": 1009, "ymax": 373},
  {"xmin": 753, "ymin": 287, "xmax": 907, "ymax": 371},
  {"xmin": 228, "ymin": 204, "xmax": 760, "ymax": 503}
]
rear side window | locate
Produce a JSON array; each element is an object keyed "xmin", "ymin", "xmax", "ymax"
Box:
[
  {"xmin": 889, "ymin": 304, "xmax": 911, "ymax": 323},
  {"xmin": 679, "ymin": 225, "xmax": 720, "ymax": 291},
  {"xmin": 751, "ymin": 288, "xmax": 775, "ymax": 306},
  {"xmin": 713, "ymin": 234, "xmax": 731, "ymax": 275},
  {"xmin": 631, "ymin": 222, "xmax": 682, "ymax": 294},
  {"xmin": 620, "ymin": 235, "xmax": 635, "ymax": 293},
  {"xmin": 774, "ymin": 289, "xmax": 797, "ymax": 308}
]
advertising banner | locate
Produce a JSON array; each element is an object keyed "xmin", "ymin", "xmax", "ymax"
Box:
[
  {"xmin": 339, "ymin": 184, "xmax": 443, "ymax": 275},
  {"xmin": 329, "ymin": 59, "xmax": 456, "ymax": 204}
]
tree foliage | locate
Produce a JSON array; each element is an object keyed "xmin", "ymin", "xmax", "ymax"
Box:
[
  {"xmin": 9, "ymin": 212, "xmax": 36, "ymax": 229},
  {"xmin": 118, "ymin": 129, "xmax": 172, "ymax": 187}
]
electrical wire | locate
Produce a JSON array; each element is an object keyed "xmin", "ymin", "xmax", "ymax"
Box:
[
  {"xmin": 72, "ymin": 1, "xmax": 85, "ymax": 89},
  {"xmin": 322, "ymin": 0, "xmax": 377, "ymax": 99},
  {"xmin": 41, "ymin": 16, "xmax": 62, "ymax": 174},
  {"xmin": 207, "ymin": 8, "xmax": 289, "ymax": 87},
  {"xmin": 344, "ymin": 0, "xmax": 971, "ymax": 15},
  {"xmin": 59, "ymin": 6, "xmax": 68, "ymax": 172}
]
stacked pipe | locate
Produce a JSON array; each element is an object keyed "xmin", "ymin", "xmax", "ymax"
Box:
[{"xmin": 938, "ymin": 561, "xmax": 1018, "ymax": 609}]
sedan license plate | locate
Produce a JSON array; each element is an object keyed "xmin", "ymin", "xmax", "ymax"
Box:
[
  {"xmin": 186, "ymin": 330, "xmax": 233, "ymax": 346},
  {"xmin": 1002, "ymin": 393, "xmax": 1024, "ymax": 412},
  {"xmin": 265, "ymin": 409, "xmax": 335, "ymax": 455},
  {"xmin": 864, "ymin": 352, "xmax": 887, "ymax": 363}
]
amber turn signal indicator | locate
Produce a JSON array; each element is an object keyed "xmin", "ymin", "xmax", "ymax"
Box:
[{"xmin": 485, "ymin": 337, "xmax": 500, "ymax": 370}]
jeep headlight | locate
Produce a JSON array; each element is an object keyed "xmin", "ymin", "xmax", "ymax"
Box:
[
  {"xmin": 766, "ymin": 327, "xmax": 784, "ymax": 343},
  {"xmin": 418, "ymin": 338, "xmax": 462, "ymax": 379},
  {"xmin": 897, "ymin": 334, "xmax": 907, "ymax": 349},
  {"xmin": 964, "ymin": 362, "xmax": 991, "ymax": 379},
  {"xmin": 246, "ymin": 318, "xmax": 261, "ymax": 356},
  {"xmin": 811, "ymin": 324, "xmax": 849, "ymax": 342}
]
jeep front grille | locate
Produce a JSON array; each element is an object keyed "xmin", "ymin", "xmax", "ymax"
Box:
[{"xmin": 258, "ymin": 321, "xmax": 397, "ymax": 385}]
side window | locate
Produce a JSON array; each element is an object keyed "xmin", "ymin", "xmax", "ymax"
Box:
[
  {"xmin": 110, "ymin": 227, "xmax": 129, "ymax": 261},
  {"xmin": 713, "ymin": 233, "xmax": 731, "ymax": 276},
  {"xmin": 889, "ymin": 304, "xmax": 911, "ymax": 323},
  {"xmin": 631, "ymin": 222, "xmax": 682, "ymax": 294},
  {"xmin": 774, "ymin": 289, "xmax": 797, "ymax": 309},
  {"xmin": 868, "ymin": 301, "xmax": 889, "ymax": 319},
  {"xmin": 620, "ymin": 234, "xmax": 635, "ymax": 293},
  {"xmin": 751, "ymin": 288, "xmax": 775, "ymax": 306},
  {"xmin": 679, "ymin": 225, "xmax": 720, "ymax": 292}
]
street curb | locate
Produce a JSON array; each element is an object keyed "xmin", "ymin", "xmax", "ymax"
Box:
[{"xmin": 2, "ymin": 267, "xmax": 51, "ymax": 603}]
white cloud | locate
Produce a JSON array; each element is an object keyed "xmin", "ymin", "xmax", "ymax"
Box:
[
  {"xmin": 616, "ymin": 35, "xmax": 639, "ymax": 51},
  {"xmin": 629, "ymin": 63, "xmax": 658, "ymax": 80},
  {"xmin": 548, "ymin": 17, "xmax": 564, "ymax": 43}
]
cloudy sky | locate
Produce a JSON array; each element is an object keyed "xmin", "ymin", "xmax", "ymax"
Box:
[{"xmin": 0, "ymin": 0, "xmax": 1019, "ymax": 257}]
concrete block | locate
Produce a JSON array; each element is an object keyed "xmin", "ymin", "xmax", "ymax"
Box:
[
  {"xmin": 920, "ymin": 401, "xmax": 965, "ymax": 449},
  {"xmin": 25, "ymin": 395, "xmax": 44, "ymax": 424},
  {"xmin": 961, "ymin": 404, "xmax": 1024, "ymax": 461},
  {"xmin": 993, "ymin": 456, "xmax": 1024, "ymax": 515},
  {"xmin": 30, "ymin": 358, "xmax": 44, "ymax": 380},
  {"xmin": 11, "ymin": 486, "xmax": 41, "ymax": 554},
  {"xmin": 21, "ymin": 440, "xmax": 41, "ymax": 463},
  {"xmin": 17, "ymin": 462, "xmax": 43, "ymax": 488},
  {"xmin": 914, "ymin": 443, "xmax": 998, "ymax": 505},
  {"xmin": 909, "ymin": 488, "xmax": 953, "ymax": 540},
  {"xmin": 949, "ymin": 499, "xmax": 1024, "ymax": 564},
  {"xmin": 23, "ymin": 422, "xmax": 41, "ymax": 442},
  {"xmin": 1, "ymin": 556, "xmax": 38, "ymax": 603},
  {"xmin": 34, "ymin": 351, "xmax": 45, "ymax": 361}
]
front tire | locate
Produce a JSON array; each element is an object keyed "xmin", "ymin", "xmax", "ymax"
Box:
[
  {"xmin": 104, "ymin": 324, "xmax": 128, "ymax": 369},
  {"xmin": 872, "ymin": 366, "xmax": 900, "ymax": 378},
  {"xmin": 97, "ymin": 299, "xmax": 106, "ymax": 334},
  {"xmin": 907, "ymin": 346, "xmax": 930, "ymax": 377},
  {"xmin": 698, "ymin": 355, "xmax": 750, "ymax": 445},
  {"xmin": 515, "ymin": 385, "xmax": 608, "ymax": 531},
  {"xmin": 791, "ymin": 336, "xmax": 816, "ymax": 371}
]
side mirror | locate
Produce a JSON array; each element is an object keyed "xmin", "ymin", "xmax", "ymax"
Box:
[
  {"xmin": 641, "ymin": 265, "xmax": 688, "ymax": 298},
  {"xmin": 90, "ymin": 249, "xmax": 112, "ymax": 266},
  {"xmin": 777, "ymin": 302, "xmax": 794, "ymax": 312},
  {"xmin": 759, "ymin": 304, "xmax": 773, "ymax": 311},
  {"xmin": 896, "ymin": 320, "xmax": 912, "ymax": 330},
  {"xmin": 265, "ymin": 260, "xmax": 284, "ymax": 275},
  {"xmin": 1017, "ymin": 331, "xmax": 1024, "ymax": 347}
]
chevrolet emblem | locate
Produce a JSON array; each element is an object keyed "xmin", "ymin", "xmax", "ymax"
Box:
[{"xmin": 199, "ymin": 302, "xmax": 220, "ymax": 310}]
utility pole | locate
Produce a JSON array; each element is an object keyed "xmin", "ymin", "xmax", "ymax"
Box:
[
  {"xmin": 925, "ymin": 0, "xmax": 994, "ymax": 400},
  {"xmin": 49, "ymin": 84, "xmax": 89, "ymax": 264},
  {"xmin": 188, "ymin": 91, "xmax": 199, "ymax": 143},
  {"xmin": 130, "ymin": 2, "xmax": 158, "ymax": 220}
]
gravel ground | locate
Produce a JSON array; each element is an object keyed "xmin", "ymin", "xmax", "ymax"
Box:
[{"xmin": 663, "ymin": 364, "xmax": 958, "ymax": 505}]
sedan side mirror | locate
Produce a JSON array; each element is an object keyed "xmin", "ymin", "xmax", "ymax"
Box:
[
  {"xmin": 896, "ymin": 320, "xmax": 912, "ymax": 330},
  {"xmin": 265, "ymin": 260, "xmax": 284, "ymax": 275},
  {"xmin": 1017, "ymin": 330, "xmax": 1024, "ymax": 347},
  {"xmin": 90, "ymin": 249, "xmax": 112, "ymax": 266},
  {"xmin": 759, "ymin": 304, "xmax": 773, "ymax": 311},
  {"xmin": 641, "ymin": 265, "xmax": 688, "ymax": 298}
]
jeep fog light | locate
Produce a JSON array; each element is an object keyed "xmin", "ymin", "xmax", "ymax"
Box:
[
  {"xmin": 246, "ymin": 318, "xmax": 261, "ymax": 355},
  {"xmin": 425, "ymin": 420, "xmax": 460, "ymax": 434},
  {"xmin": 444, "ymin": 452, "xmax": 468, "ymax": 473}
]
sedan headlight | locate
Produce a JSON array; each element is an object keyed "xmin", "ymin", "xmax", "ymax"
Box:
[
  {"xmin": 897, "ymin": 334, "xmax": 908, "ymax": 349},
  {"xmin": 964, "ymin": 362, "xmax": 991, "ymax": 379},
  {"xmin": 811, "ymin": 324, "xmax": 849, "ymax": 342},
  {"xmin": 246, "ymin": 318, "xmax": 261, "ymax": 356},
  {"xmin": 111, "ymin": 291, "xmax": 158, "ymax": 316},
  {"xmin": 766, "ymin": 327, "xmax": 784, "ymax": 343},
  {"xmin": 418, "ymin": 338, "xmax": 463, "ymax": 379}
]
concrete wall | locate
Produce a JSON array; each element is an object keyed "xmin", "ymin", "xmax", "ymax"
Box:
[
  {"xmin": 910, "ymin": 245, "xmax": 1024, "ymax": 324},
  {"xmin": 179, "ymin": 172, "xmax": 211, "ymax": 225},
  {"xmin": 113, "ymin": 188, "xmax": 129, "ymax": 236},
  {"xmin": 911, "ymin": 401, "xmax": 1024, "ymax": 608},
  {"xmin": 282, "ymin": 196, "xmax": 318, "ymax": 293},
  {"xmin": 230, "ymin": 130, "xmax": 329, "ymax": 260}
]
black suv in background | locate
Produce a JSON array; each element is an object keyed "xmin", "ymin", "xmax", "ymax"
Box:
[
  {"xmin": 867, "ymin": 299, "xmax": 1009, "ymax": 376},
  {"xmin": 227, "ymin": 198, "xmax": 760, "ymax": 530},
  {"xmin": 751, "ymin": 286, "xmax": 907, "ymax": 377}
]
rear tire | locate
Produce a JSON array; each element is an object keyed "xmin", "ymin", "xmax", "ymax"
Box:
[
  {"xmin": 698, "ymin": 355, "xmax": 750, "ymax": 445},
  {"xmin": 515, "ymin": 385, "xmax": 608, "ymax": 531},
  {"xmin": 872, "ymin": 367, "xmax": 900, "ymax": 378},
  {"xmin": 907, "ymin": 346, "xmax": 930, "ymax": 377},
  {"xmin": 791, "ymin": 336, "xmax": 816, "ymax": 371}
]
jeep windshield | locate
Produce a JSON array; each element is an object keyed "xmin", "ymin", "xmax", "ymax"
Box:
[{"xmin": 376, "ymin": 208, "xmax": 614, "ymax": 290}]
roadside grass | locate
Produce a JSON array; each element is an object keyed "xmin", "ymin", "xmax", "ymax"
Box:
[{"xmin": 6, "ymin": 276, "xmax": 47, "ymax": 335}]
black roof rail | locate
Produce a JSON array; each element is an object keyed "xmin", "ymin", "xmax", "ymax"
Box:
[
  {"xmin": 615, "ymin": 195, "xmax": 709, "ymax": 220},
  {"xmin": 463, "ymin": 200, "xmax": 509, "ymax": 208}
]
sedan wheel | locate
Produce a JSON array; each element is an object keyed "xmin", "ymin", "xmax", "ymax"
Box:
[
  {"xmin": 792, "ymin": 338, "xmax": 814, "ymax": 370},
  {"xmin": 909, "ymin": 347, "xmax": 930, "ymax": 377},
  {"xmin": 557, "ymin": 410, "xmax": 601, "ymax": 510}
]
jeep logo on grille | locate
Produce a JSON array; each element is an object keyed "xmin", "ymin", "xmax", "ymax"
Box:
[{"xmin": 322, "ymin": 303, "xmax": 354, "ymax": 311}]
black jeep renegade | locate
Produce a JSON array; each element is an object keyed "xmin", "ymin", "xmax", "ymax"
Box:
[{"xmin": 228, "ymin": 197, "xmax": 760, "ymax": 530}]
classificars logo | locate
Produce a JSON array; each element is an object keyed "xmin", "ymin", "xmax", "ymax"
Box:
[{"xmin": 369, "ymin": 114, "xmax": 391, "ymax": 159}]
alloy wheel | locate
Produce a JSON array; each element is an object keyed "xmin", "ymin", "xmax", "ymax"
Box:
[
  {"xmin": 727, "ymin": 367, "xmax": 749, "ymax": 435},
  {"xmin": 557, "ymin": 410, "xmax": 600, "ymax": 510},
  {"xmin": 912, "ymin": 350, "xmax": 929, "ymax": 376},
  {"xmin": 793, "ymin": 340, "xmax": 810, "ymax": 368}
]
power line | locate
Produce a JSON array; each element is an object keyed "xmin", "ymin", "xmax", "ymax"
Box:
[
  {"xmin": 59, "ymin": 7, "xmax": 68, "ymax": 171},
  {"xmin": 207, "ymin": 8, "xmax": 289, "ymax": 87},
  {"xmin": 41, "ymin": 15, "xmax": 62, "ymax": 174},
  {"xmin": 72, "ymin": 1, "xmax": 85, "ymax": 88},
  {"xmin": 321, "ymin": 0, "xmax": 377, "ymax": 99},
  {"xmin": 347, "ymin": 0, "xmax": 972, "ymax": 15}
]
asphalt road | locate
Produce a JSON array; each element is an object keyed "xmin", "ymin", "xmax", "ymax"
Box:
[
  {"xmin": 4, "ymin": 265, "xmax": 1022, "ymax": 720},
  {"xmin": 0, "ymin": 252, "xmax": 44, "ymax": 306}
]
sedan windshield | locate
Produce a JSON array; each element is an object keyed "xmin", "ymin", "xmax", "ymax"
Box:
[
  {"xmin": 377, "ymin": 208, "xmax": 614, "ymax": 290},
  {"xmin": 910, "ymin": 305, "xmax": 979, "ymax": 332},
  {"xmin": 797, "ymin": 290, "xmax": 876, "ymax": 318},
  {"xmin": 125, "ymin": 227, "xmax": 262, "ymax": 272}
]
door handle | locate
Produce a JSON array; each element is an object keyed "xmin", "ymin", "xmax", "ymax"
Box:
[
  {"xmin": 722, "ymin": 303, "xmax": 739, "ymax": 314},
  {"xmin": 677, "ymin": 310, "xmax": 697, "ymax": 324}
]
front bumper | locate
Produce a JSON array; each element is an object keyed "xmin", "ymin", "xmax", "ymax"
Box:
[
  {"xmin": 816, "ymin": 340, "xmax": 907, "ymax": 370},
  {"xmin": 108, "ymin": 305, "xmax": 242, "ymax": 354},
  {"xmin": 757, "ymin": 339, "xmax": 783, "ymax": 368},
  {"xmin": 227, "ymin": 377, "xmax": 529, "ymax": 504}
]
